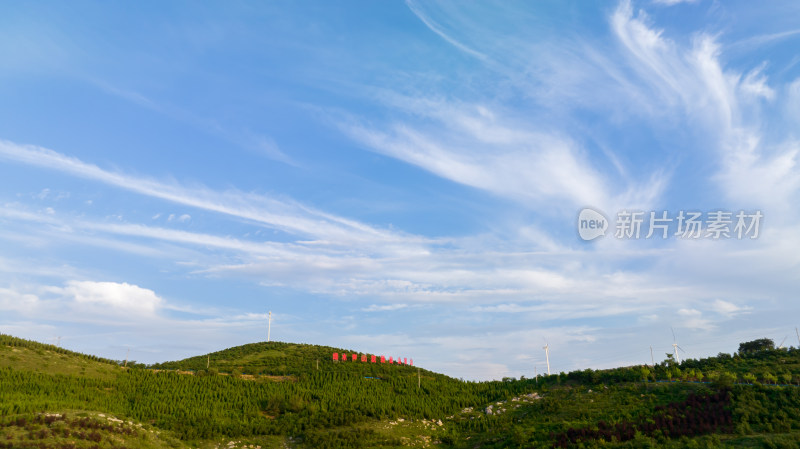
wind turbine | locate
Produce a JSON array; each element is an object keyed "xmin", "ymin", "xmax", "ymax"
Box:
[
  {"xmin": 671, "ymin": 327, "xmax": 685, "ymax": 364},
  {"xmin": 543, "ymin": 342, "xmax": 551, "ymax": 375},
  {"xmin": 267, "ymin": 311, "xmax": 272, "ymax": 342}
]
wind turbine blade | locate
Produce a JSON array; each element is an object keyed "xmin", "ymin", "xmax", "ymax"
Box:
[
  {"xmin": 671, "ymin": 327, "xmax": 676, "ymax": 342},
  {"xmin": 677, "ymin": 345, "xmax": 686, "ymax": 353}
]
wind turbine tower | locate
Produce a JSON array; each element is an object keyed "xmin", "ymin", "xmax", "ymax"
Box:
[
  {"xmin": 671, "ymin": 327, "xmax": 684, "ymax": 364},
  {"xmin": 543, "ymin": 343, "xmax": 551, "ymax": 375},
  {"xmin": 267, "ymin": 311, "xmax": 272, "ymax": 343}
]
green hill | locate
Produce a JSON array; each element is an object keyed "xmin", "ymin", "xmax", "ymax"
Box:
[
  {"xmin": 150, "ymin": 340, "xmax": 428, "ymax": 379},
  {"xmin": 0, "ymin": 334, "xmax": 122, "ymax": 380},
  {"xmin": 3, "ymin": 333, "xmax": 800, "ymax": 448}
]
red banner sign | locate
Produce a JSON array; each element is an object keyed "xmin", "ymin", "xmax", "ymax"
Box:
[{"xmin": 331, "ymin": 353, "xmax": 415, "ymax": 366}]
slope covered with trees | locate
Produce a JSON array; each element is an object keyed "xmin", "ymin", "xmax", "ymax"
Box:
[{"xmin": 3, "ymin": 334, "xmax": 800, "ymax": 448}]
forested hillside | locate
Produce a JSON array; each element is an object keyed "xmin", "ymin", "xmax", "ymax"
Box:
[
  {"xmin": 150, "ymin": 340, "xmax": 428, "ymax": 379},
  {"xmin": 2, "ymin": 334, "xmax": 800, "ymax": 448}
]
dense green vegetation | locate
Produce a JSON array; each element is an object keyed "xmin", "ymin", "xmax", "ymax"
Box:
[
  {"xmin": 0, "ymin": 412, "xmax": 186, "ymax": 449},
  {"xmin": 0, "ymin": 335, "xmax": 530, "ymax": 447},
  {"xmin": 150, "ymin": 340, "xmax": 428, "ymax": 379},
  {"xmin": 3, "ymin": 333, "xmax": 800, "ymax": 448}
]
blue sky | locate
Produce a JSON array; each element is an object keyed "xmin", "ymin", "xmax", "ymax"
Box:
[{"xmin": 1, "ymin": 0, "xmax": 799, "ymax": 380}]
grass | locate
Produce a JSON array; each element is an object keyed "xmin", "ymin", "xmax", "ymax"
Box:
[{"xmin": 0, "ymin": 344, "xmax": 121, "ymax": 381}]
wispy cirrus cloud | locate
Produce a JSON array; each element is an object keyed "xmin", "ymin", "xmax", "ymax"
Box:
[
  {"xmin": 0, "ymin": 139, "xmax": 416, "ymax": 250},
  {"xmin": 393, "ymin": 0, "xmax": 800, "ymax": 219},
  {"xmin": 0, "ymin": 197, "xmax": 679, "ymax": 310},
  {"xmin": 338, "ymin": 96, "xmax": 666, "ymax": 216},
  {"xmin": 609, "ymin": 1, "xmax": 800, "ymax": 213},
  {"xmin": 90, "ymin": 80, "xmax": 300, "ymax": 167},
  {"xmin": 405, "ymin": 0, "xmax": 488, "ymax": 62}
]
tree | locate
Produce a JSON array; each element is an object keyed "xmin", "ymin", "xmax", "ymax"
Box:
[
  {"xmin": 762, "ymin": 372, "xmax": 777, "ymax": 385},
  {"xmin": 738, "ymin": 338, "xmax": 774, "ymax": 355},
  {"xmin": 717, "ymin": 371, "xmax": 737, "ymax": 387}
]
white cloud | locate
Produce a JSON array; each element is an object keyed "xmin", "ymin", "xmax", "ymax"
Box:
[
  {"xmin": 638, "ymin": 314, "xmax": 660, "ymax": 323},
  {"xmin": 740, "ymin": 66, "xmax": 776, "ymax": 101},
  {"xmin": 362, "ymin": 303, "xmax": 408, "ymax": 312},
  {"xmin": 711, "ymin": 299, "xmax": 750, "ymax": 317},
  {"xmin": 62, "ymin": 280, "xmax": 163, "ymax": 315},
  {"xmin": 166, "ymin": 213, "xmax": 190, "ymax": 223},
  {"xmin": 250, "ymin": 135, "xmax": 296, "ymax": 166},
  {"xmin": 36, "ymin": 188, "xmax": 50, "ymax": 200},
  {"xmin": 677, "ymin": 308, "xmax": 714, "ymax": 331},
  {"xmin": 0, "ymin": 287, "xmax": 40, "ymax": 313},
  {"xmin": 652, "ymin": 0, "xmax": 698, "ymax": 5},
  {"xmin": 678, "ymin": 307, "xmax": 700, "ymax": 317}
]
